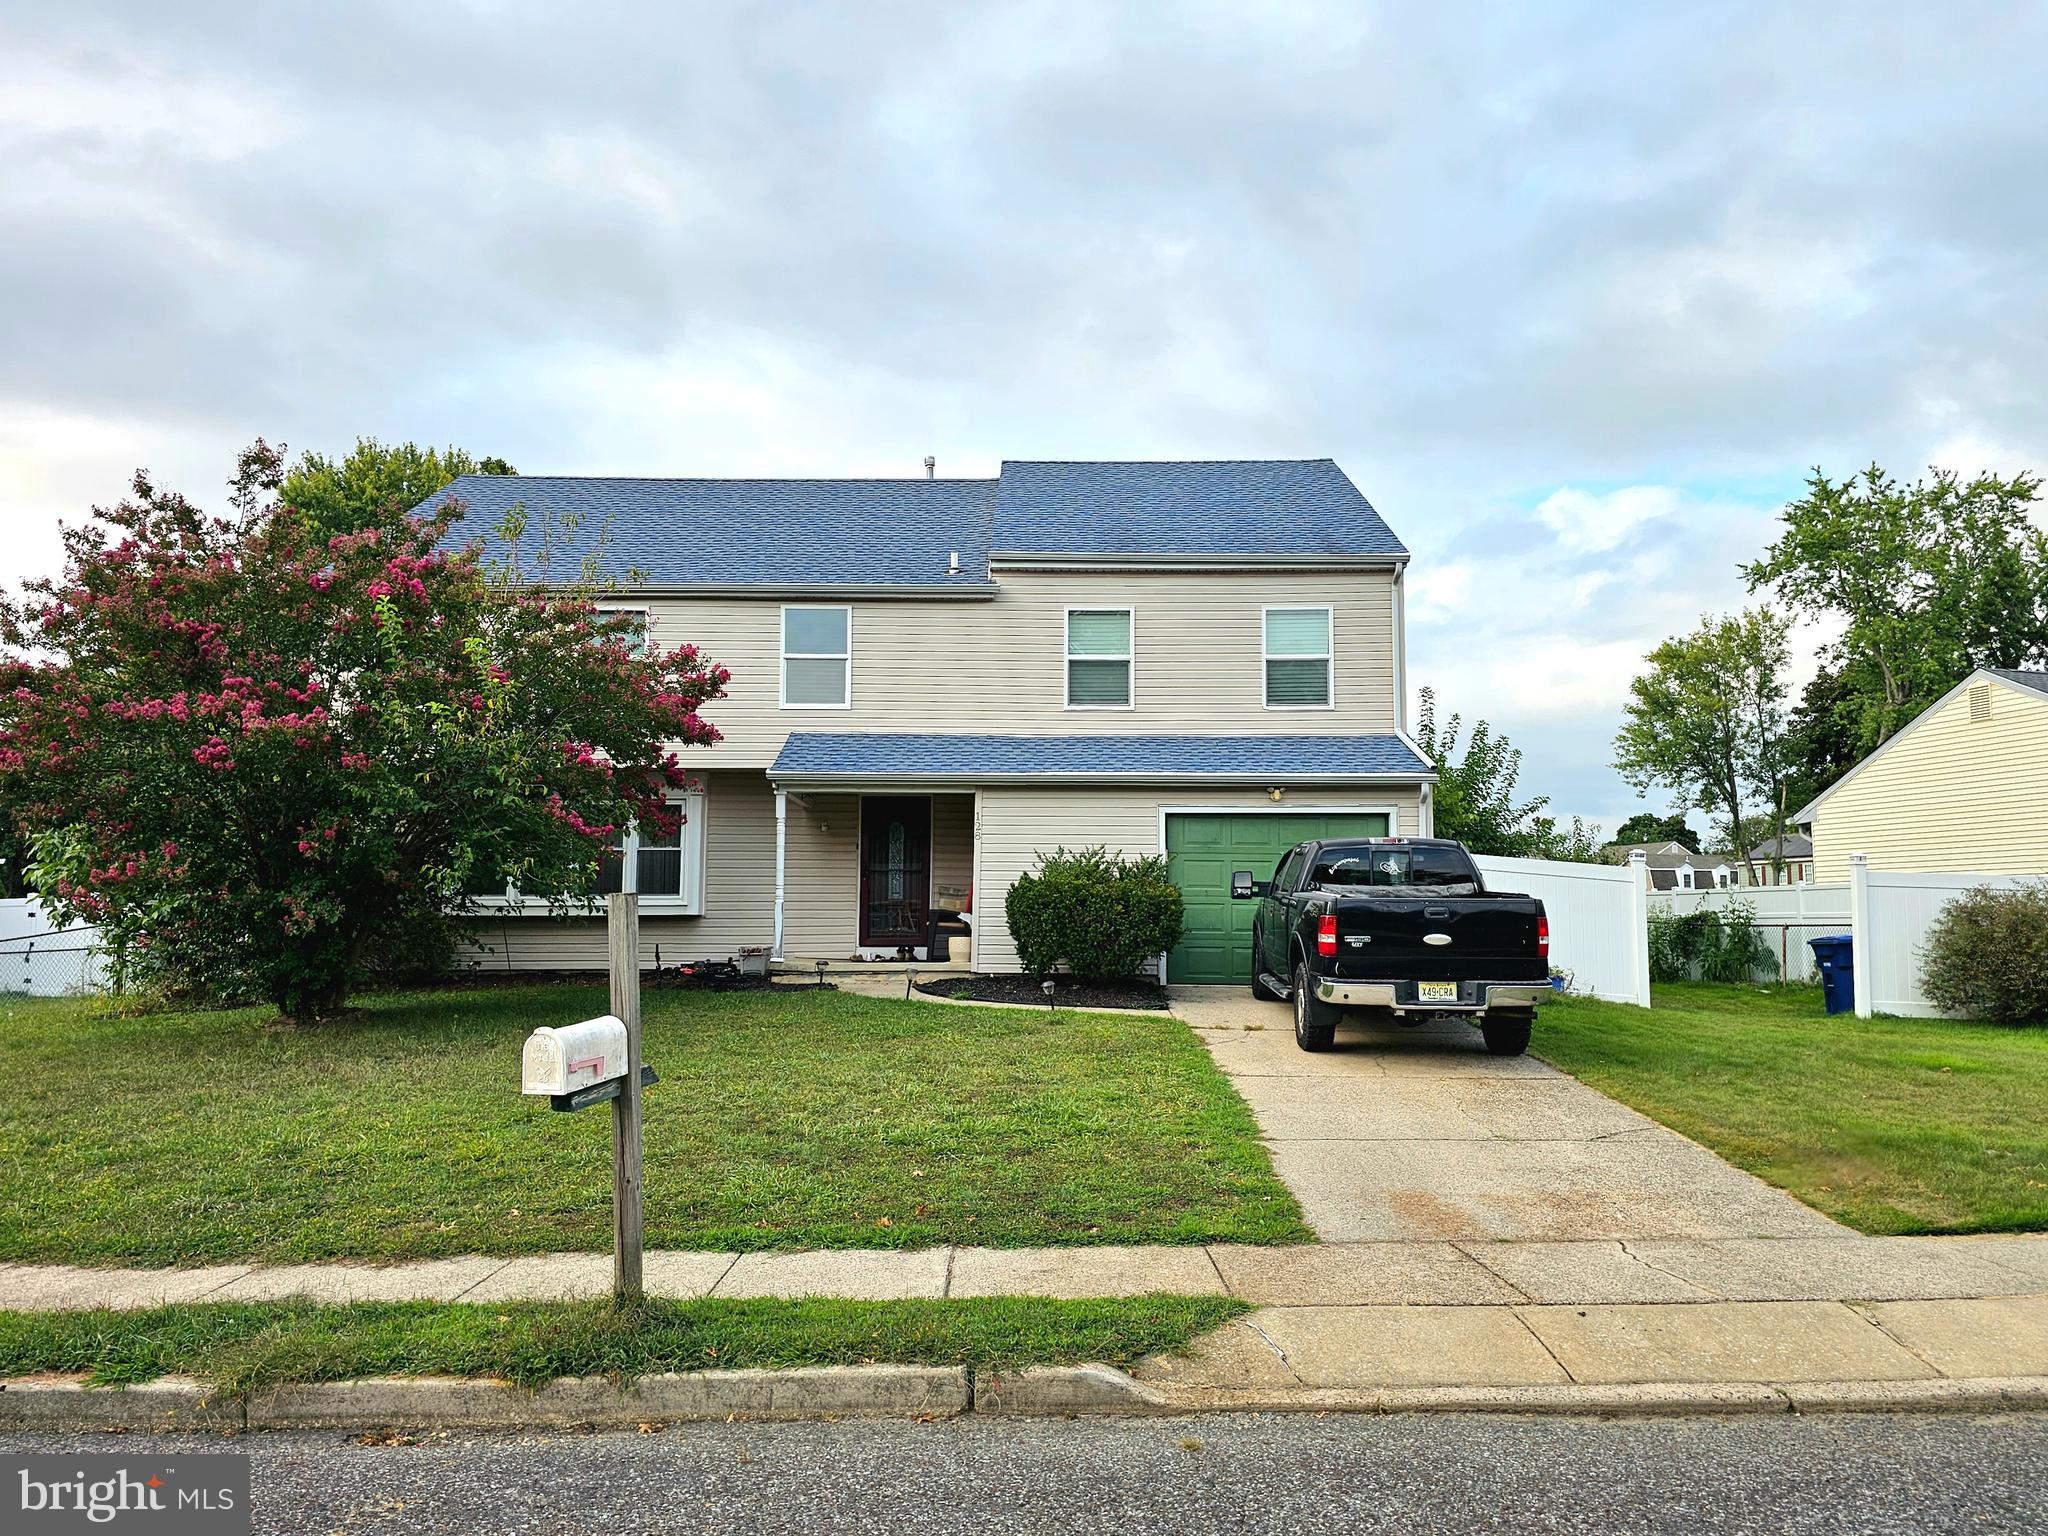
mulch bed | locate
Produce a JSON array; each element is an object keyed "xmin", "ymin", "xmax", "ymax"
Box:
[{"xmin": 916, "ymin": 974, "xmax": 1171, "ymax": 1011}]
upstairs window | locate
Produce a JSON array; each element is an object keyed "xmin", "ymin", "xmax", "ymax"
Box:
[
  {"xmin": 1264, "ymin": 606, "xmax": 1332, "ymax": 708},
  {"xmin": 1066, "ymin": 608, "xmax": 1132, "ymax": 708},
  {"xmin": 782, "ymin": 606, "xmax": 850, "ymax": 708}
]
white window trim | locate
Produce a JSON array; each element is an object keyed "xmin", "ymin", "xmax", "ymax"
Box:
[
  {"xmin": 473, "ymin": 788, "xmax": 707, "ymax": 916},
  {"xmin": 1064, "ymin": 605, "xmax": 1135, "ymax": 711},
  {"xmin": 780, "ymin": 604, "xmax": 853, "ymax": 711},
  {"xmin": 1262, "ymin": 604, "xmax": 1335, "ymax": 711}
]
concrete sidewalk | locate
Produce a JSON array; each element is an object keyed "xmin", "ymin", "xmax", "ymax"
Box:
[
  {"xmin": 6, "ymin": 1234, "xmax": 2048, "ymax": 1310},
  {"xmin": 1134, "ymin": 1293, "xmax": 2048, "ymax": 1409}
]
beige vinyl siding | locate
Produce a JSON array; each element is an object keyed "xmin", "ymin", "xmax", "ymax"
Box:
[
  {"xmin": 972, "ymin": 784, "xmax": 1425, "ymax": 974},
  {"xmin": 459, "ymin": 770, "xmax": 779, "ymax": 971},
  {"xmin": 930, "ymin": 794, "xmax": 974, "ymax": 910},
  {"xmin": 643, "ymin": 567, "xmax": 1398, "ymax": 767},
  {"xmin": 464, "ymin": 776, "xmax": 982, "ymax": 969},
  {"xmin": 782, "ymin": 792, "xmax": 859, "ymax": 957},
  {"xmin": 1809, "ymin": 678, "xmax": 2048, "ymax": 884}
]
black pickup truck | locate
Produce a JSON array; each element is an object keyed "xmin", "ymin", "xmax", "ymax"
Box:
[{"xmin": 1231, "ymin": 837, "xmax": 1550, "ymax": 1056}]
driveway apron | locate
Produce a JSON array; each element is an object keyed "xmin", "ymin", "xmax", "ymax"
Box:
[{"xmin": 1171, "ymin": 986, "xmax": 1846, "ymax": 1243}]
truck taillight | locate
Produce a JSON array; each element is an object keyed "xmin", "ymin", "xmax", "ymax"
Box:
[
  {"xmin": 1537, "ymin": 915, "xmax": 1550, "ymax": 959},
  {"xmin": 1317, "ymin": 913, "xmax": 1338, "ymax": 958}
]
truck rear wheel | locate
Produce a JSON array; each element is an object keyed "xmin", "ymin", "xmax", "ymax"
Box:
[
  {"xmin": 1481, "ymin": 1010, "xmax": 1533, "ymax": 1057},
  {"xmin": 1293, "ymin": 960, "xmax": 1339, "ymax": 1052}
]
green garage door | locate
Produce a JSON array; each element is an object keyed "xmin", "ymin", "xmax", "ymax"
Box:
[{"xmin": 1165, "ymin": 812, "xmax": 1393, "ymax": 984}]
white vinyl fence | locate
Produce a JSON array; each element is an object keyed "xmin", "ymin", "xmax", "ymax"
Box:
[
  {"xmin": 1654, "ymin": 883, "xmax": 1851, "ymax": 983},
  {"xmin": 1473, "ymin": 852, "xmax": 1650, "ymax": 1007},
  {"xmin": 1850, "ymin": 860, "xmax": 2039, "ymax": 1019},
  {"xmin": 0, "ymin": 898, "xmax": 108, "ymax": 997},
  {"xmin": 1648, "ymin": 856, "xmax": 2040, "ymax": 1017}
]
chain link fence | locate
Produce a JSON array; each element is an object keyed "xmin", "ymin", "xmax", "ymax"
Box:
[{"xmin": 0, "ymin": 931, "xmax": 110, "ymax": 997}]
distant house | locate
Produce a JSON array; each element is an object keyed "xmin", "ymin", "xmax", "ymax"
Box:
[
  {"xmin": 1793, "ymin": 668, "xmax": 2048, "ymax": 884},
  {"xmin": 1738, "ymin": 833, "xmax": 1813, "ymax": 886},
  {"xmin": 1610, "ymin": 840, "xmax": 1735, "ymax": 892}
]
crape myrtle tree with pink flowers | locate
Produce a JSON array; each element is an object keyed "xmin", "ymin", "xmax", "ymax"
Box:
[{"xmin": 0, "ymin": 442, "xmax": 728, "ymax": 1021}]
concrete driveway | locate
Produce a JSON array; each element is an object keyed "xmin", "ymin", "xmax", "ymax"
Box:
[{"xmin": 1171, "ymin": 986, "xmax": 1846, "ymax": 1243}]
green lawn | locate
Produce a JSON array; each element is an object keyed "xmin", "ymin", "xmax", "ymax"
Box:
[
  {"xmin": 1537, "ymin": 982, "xmax": 2048, "ymax": 1235},
  {"xmin": 0, "ymin": 983, "xmax": 1307, "ymax": 1265},
  {"xmin": 0, "ymin": 1294, "xmax": 1244, "ymax": 1396}
]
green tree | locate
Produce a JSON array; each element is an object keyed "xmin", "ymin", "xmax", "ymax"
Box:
[
  {"xmin": 1744, "ymin": 465, "xmax": 2048, "ymax": 748},
  {"xmin": 1782, "ymin": 663, "xmax": 1864, "ymax": 815},
  {"xmin": 281, "ymin": 438, "xmax": 515, "ymax": 542},
  {"xmin": 0, "ymin": 442, "xmax": 724, "ymax": 1020},
  {"xmin": 1612, "ymin": 610, "xmax": 1792, "ymax": 884},
  {"xmin": 1415, "ymin": 687, "xmax": 1601, "ymax": 859},
  {"xmin": 1608, "ymin": 811, "xmax": 1701, "ymax": 850}
]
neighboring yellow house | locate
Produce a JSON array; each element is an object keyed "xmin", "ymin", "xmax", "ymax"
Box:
[{"xmin": 1795, "ymin": 668, "xmax": 2048, "ymax": 885}]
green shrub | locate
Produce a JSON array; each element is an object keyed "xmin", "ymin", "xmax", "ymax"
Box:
[
  {"xmin": 1920, "ymin": 882, "xmax": 2048, "ymax": 1025},
  {"xmin": 1004, "ymin": 846, "xmax": 1186, "ymax": 983},
  {"xmin": 1647, "ymin": 900, "xmax": 1781, "ymax": 984}
]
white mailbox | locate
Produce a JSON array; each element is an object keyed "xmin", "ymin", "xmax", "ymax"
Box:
[{"xmin": 522, "ymin": 1015, "xmax": 629, "ymax": 1096}]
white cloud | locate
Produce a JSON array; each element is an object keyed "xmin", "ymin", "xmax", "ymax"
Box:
[
  {"xmin": 0, "ymin": 39, "xmax": 286, "ymax": 163},
  {"xmin": 1533, "ymin": 485, "xmax": 1681, "ymax": 553},
  {"xmin": 1405, "ymin": 562, "xmax": 1471, "ymax": 624}
]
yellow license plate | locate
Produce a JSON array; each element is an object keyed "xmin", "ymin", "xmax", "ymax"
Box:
[{"xmin": 1416, "ymin": 982, "xmax": 1459, "ymax": 1003}]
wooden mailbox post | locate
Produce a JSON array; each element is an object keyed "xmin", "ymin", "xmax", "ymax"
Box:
[
  {"xmin": 517, "ymin": 892, "xmax": 651, "ymax": 1306},
  {"xmin": 608, "ymin": 892, "xmax": 645, "ymax": 1302}
]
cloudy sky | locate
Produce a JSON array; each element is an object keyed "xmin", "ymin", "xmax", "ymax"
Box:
[{"xmin": 4, "ymin": 1, "xmax": 2045, "ymax": 828}]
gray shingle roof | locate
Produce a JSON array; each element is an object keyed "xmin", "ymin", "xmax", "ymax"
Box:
[
  {"xmin": 994, "ymin": 459, "xmax": 1404, "ymax": 559},
  {"xmin": 1746, "ymin": 833, "xmax": 1814, "ymax": 860},
  {"xmin": 1990, "ymin": 668, "xmax": 2048, "ymax": 700},
  {"xmin": 434, "ymin": 475, "xmax": 997, "ymax": 588},
  {"xmin": 423, "ymin": 460, "xmax": 1401, "ymax": 586},
  {"xmin": 770, "ymin": 732, "xmax": 1431, "ymax": 780}
]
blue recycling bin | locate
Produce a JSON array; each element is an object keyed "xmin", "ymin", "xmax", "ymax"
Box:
[{"xmin": 1808, "ymin": 934, "xmax": 1855, "ymax": 1016}]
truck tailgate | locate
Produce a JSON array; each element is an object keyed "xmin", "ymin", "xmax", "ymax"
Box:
[{"xmin": 1332, "ymin": 895, "xmax": 1545, "ymax": 981}]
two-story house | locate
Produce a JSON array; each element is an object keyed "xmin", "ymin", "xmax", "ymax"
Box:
[{"xmin": 445, "ymin": 459, "xmax": 1434, "ymax": 985}]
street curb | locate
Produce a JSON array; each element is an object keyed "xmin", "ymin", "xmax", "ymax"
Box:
[
  {"xmin": 0, "ymin": 1376, "xmax": 241, "ymax": 1432},
  {"xmin": 7, "ymin": 1369, "xmax": 2048, "ymax": 1430},
  {"xmin": 975, "ymin": 1364, "xmax": 1170, "ymax": 1414},
  {"xmin": 246, "ymin": 1366, "xmax": 972, "ymax": 1428},
  {"xmin": 1133, "ymin": 1377, "xmax": 2048, "ymax": 1417}
]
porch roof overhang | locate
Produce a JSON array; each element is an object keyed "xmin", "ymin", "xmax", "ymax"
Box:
[{"xmin": 768, "ymin": 731, "xmax": 1436, "ymax": 789}]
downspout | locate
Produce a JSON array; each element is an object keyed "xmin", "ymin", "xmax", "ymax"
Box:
[
  {"xmin": 1392, "ymin": 562, "xmax": 1408, "ymax": 734},
  {"xmin": 772, "ymin": 786, "xmax": 788, "ymax": 962}
]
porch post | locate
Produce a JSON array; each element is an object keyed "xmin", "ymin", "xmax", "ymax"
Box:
[{"xmin": 772, "ymin": 786, "xmax": 788, "ymax": 962}]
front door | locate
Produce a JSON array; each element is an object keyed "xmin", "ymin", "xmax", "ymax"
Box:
[{"xmin": 859, "ymin": 796, "xmax": 931, "ymax": 949}]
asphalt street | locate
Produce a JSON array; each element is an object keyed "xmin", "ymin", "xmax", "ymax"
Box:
[{"xmin": 9, "ymin": 1412, "xmax": 2046, "ymax": 1535}]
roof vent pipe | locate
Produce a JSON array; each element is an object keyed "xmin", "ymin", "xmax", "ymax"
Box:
[
  {"xmin": 949, "ymin": 551, "xmax": 960, "ymax": 575},
  {"xmin": 924, "ymin": 455, "xmax": 936, "ymax": 479}
]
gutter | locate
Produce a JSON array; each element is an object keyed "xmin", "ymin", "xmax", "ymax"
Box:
[
  {"xmin": 593, "ymin": 581, "xmax": 1001, "ymax": 600},
  {"xmin": 770, "ymin": 770, "xmax": 1438, "ymax": 789},
  {"xmin": 988, "ymin": 551, "xmax": 1408, "ymax": 572}
]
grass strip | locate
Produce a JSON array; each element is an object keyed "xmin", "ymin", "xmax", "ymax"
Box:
[
  {"xmin": 0, "ymin": 1294, "xmax": 1246, "ymax": 1397},
  {"xmin": 1536, "ymin": 982, "xmax": 2048, "ymax": 1234},
  {"xmin": 0, "ymin": 983, "xmax": 1308, "ymax": 1263}
]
